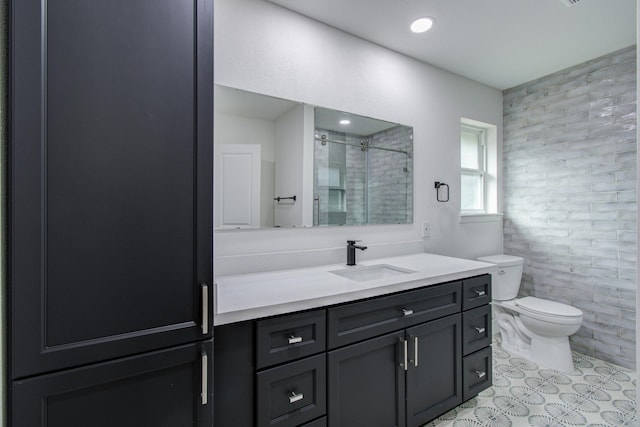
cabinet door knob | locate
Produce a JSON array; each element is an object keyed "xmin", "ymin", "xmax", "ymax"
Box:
[
  {"xmin": 288, "ymin": 335, "xmax": 303, "ymax": 344},
  {"xmin": 474, "ymin": 290, "xmax": 486, "ymax": 297},
  {"xmin": 475, "ymin": 327, "xmax": 486, "ymax": 334},
  {"xmin": 475, "ymin": 370, "xmax": 486, "ymax": 379},
  {"xmin": 289, "ymin": 391, "xmax": 304, "ymax": 404},
  {"xmin": 402, "ymin": 308, "xmax": 414, "ymax": 316}
]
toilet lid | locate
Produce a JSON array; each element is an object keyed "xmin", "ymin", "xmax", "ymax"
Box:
[{"xmin": 514, "ymin": 297, "xmax": 582, "ymax": 317}]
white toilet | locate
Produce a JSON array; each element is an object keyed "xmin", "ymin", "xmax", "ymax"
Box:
[{"xmin": 477, "ymin": 254, "xmax": 583, "ymax": 372}]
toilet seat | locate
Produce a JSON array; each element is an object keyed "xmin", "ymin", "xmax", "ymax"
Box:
[{"xmin": 512, "ymin": 297, "xmax": 582, "ymax": 324}]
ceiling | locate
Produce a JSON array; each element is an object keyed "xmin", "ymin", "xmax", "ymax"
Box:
[{"xmin": 267, "ymin": 0, "xmax": 637, "ymax": 90}]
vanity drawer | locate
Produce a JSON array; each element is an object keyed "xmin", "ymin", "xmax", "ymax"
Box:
[
  {"xmin": 462, "ymin": 347, "xmax": 492, "ymax": 402},
  {"xmin": 256, "ymin": 354, "xmax": 327, "ymax": 427},
  {"xmin": 462, "ymin": 275, "xmax": 491, "ymax": 310},
  {"xmin": 327, "ymin": 282, "xmax": 461, "ymax": 349},
  {"xmin": 256, "ymin": 309, "xmax": 326, "ymax": 369},
  {"xmin": 462, "ymin": 305, "xmax": 492, "ymax": 356}
]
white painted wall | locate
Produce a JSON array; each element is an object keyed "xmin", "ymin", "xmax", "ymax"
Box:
[
  {"xmin": 214, "ymin": 0, "xmax": 504, "ymax": 276},
  {"xmin": 274, "ymin": 104, "xmax": 307, "ymax": 227},
  {"xmin": 214, "ymin": 112, "xmax": 276, "ymax": 161}
]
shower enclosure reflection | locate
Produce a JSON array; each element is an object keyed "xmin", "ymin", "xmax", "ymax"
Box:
[
  {"xmin": 313, "ymin": 107, "xmax": 413, "ymax": 226},
  {"xmin": 213, "ymin": 84, "xmax": 413, "ymax": 229}
]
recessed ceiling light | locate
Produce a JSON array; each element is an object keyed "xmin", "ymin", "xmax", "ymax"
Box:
[
  {"xmin": 339, "ymin": 119, "xmax": 351, "ymax": 125},
  {"xmin": 410, "ymin": 17, "xmax": 435, "ymax": 33}
]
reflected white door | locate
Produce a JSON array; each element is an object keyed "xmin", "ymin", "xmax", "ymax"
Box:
[{"xmin": 215, "ymin": 144, "xmax": 261, "ymax": 229}]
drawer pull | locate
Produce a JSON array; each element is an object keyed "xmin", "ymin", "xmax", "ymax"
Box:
[
  {"xmin": 475, "ymin": 370, "xmax": 486, "ymax": 379},
  {"xmin": 289, "ymin": 391, "xmax": 304, "ymax": 404},
  {"xmin": 475, "ymin": 327, "xmax": 486, "ymax": 334},
  {"xmin": 288, "ymin": 335, "xmax": 303, "ymax": 344},
  {"xmin": 402, "ymin": 308, "xmax": 414, "ymax": 316},
  {"xmin": 474, "ymin": 290, "xmax": 486, "ymax": 297},
  {"xmin": 498, "ymin": 270, "xmax": 506, "ymax": 275}
]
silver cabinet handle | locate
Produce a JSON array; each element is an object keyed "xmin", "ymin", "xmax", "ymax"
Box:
[
  {"xmin": 498, "ymin": 270, "xmax": 506, "ymax": 275},
  {"xmin": 201, "ymin": 284, "xmax": 209, "ymax": 335},
  {"xmin": 288, "ymin": 335, "xmax": 303, "ymax": 344},
  {"xmin": 201, "ymin": 351, "xmax": 208, "ymax": 405},
  {"xmin": 402, "ymin": 308, "xmax": 414, "ymax": 316},
  {"xmin": 289, "ymin": 391, "xmax": 304, "ymax": 404},
  {"xmin": 403, "ymin": 339, "xmax": 408, "ymax": 371},
  {"xmin": 474, "ymin": 290, "xmax": 486, "ymax": 297},
  {"xmin": 475, "ymin": 370, "xmax": 486, "ymax": 379},
  {"xmin": 475, "ymin": 327, "xmax": 486, "ymax": 334},
  {"xmin": 414, "ymin": 336, "xmax": 419, "ymax": 367}
]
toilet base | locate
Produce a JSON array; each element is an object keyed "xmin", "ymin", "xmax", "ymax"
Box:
[
  {"xmin": 530, "ymin": 334, "xmax": 574, "ymax": 372},
  {"xmin": 496, "ymin": 308, "xmax": 576, "ymax": 372},
  {"xmin": 500, "ymin": 333, "xmax": 574, "ymax": 372}
]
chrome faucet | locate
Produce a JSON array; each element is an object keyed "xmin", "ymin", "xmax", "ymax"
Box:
[{"xmin": 347, "ymin": 240, "xmax": 367, "ymax": 266}]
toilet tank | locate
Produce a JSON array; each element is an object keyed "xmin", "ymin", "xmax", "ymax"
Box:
[{"xmin": 476, "ymin": 254, "xmax": 524, "ymax": 301}]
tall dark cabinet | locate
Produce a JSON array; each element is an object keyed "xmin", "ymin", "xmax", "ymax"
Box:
[{"xmin": 8, "ymin": 0, "xmax": 213, "ymax": 425}]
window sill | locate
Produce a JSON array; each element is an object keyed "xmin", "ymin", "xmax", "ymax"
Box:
[{"xmin": 459, "ymin": 213, "xmax": 503, "ymax": 224}]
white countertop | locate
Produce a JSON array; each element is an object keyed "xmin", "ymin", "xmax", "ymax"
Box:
[{"xmin": 214, "ymin": 252, "xmax": 497, "ymax": 325}]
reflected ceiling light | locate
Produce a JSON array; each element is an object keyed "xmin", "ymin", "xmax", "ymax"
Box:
[
  {"xmin": 410, "ymin": 17, "xmax": 435, "ymax": 33},
  {"xmin": 339, "ymin": 119, "xmax": 351, "ymax": 125}
]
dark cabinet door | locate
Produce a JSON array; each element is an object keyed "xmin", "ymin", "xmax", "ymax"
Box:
[
  {"xmin": 12, "ymin": 341, "xmax": 213, "ymax": 427},
  {"xmin": 10, "ymin": 0, "xmax": 213, "ymax": 379},
  {"xmin": 406, "ymin": 314, "xmax": 462, "ymax": 427},
  {"xmin": 328, "ymin": 331, "xmax": 406, "ymax": 427}
]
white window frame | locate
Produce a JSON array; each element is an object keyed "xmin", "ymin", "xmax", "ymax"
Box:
[{"xmin": 461, "ymin": 124, "xmax": 487, "ymax": 214}]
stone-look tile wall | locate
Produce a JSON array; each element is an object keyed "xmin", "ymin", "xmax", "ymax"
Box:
[
  {"xmin": 367, "ymin": 126, "xmax": 413, "ymax": 224},
  {"xmin": 503, "ymin": 46, "xmax": 637, "ymax": 369}
]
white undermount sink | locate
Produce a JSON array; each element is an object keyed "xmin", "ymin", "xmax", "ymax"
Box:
[{"xmin": 330, "ymin": 264, "xmax": 416, "ymax": 282}]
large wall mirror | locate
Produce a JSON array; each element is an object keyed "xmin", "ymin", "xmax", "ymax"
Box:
[{"xmin": 214, "ymin": 85, "xmax": 413, "ymax": 230}]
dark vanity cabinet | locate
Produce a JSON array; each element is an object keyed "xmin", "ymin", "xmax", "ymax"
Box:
[
  {"xmin": 9, "ymin": 0, "xmax": 213, "ymax": 425},
  {"xmin": 215, "ymin": 274, "xmax": 492, "ymax": 427},
  {"xmin": 327, "ymin": 281, "xmax": 463, "ymax": 427},
  {"xmin": 461, "ymin": 277, "xmax": 493, "ymax": 401}
]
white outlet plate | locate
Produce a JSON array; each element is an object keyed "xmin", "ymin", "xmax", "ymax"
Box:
[{"xmin": 422, "ymin": 221, "xmax": 431, "ymax": 238}]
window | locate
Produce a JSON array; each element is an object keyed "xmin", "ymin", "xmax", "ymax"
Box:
[{"xmin": 461, "ymin": 124, "xmax": 487, "ymax": 212}]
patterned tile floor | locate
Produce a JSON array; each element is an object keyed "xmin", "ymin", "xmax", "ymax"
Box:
[{"xmin": 425, "ymin": 336, "xmax": 637, "ymax": 427}]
